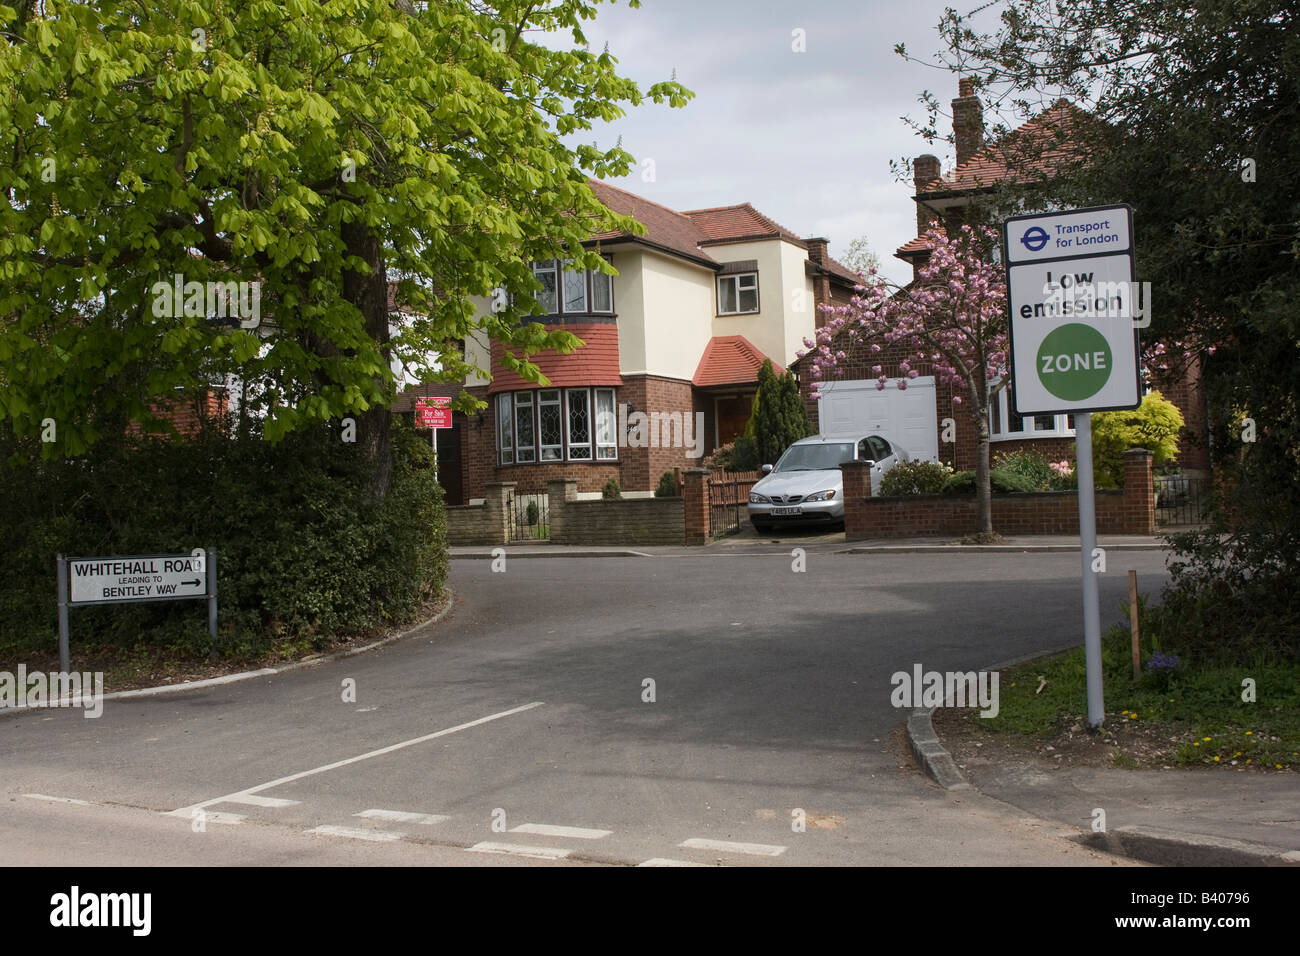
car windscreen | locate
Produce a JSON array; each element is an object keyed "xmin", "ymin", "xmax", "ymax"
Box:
[{"xmin": 774, "ymin": 443, "xmax": 855, "ymax": 472}]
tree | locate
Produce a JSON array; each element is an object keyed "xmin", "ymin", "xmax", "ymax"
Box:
[
  {"xmin": 840, "ymin": 236, "xmax": 881, "ymax": 277},
  {"xmin": 898, "ymin": 0, "xmax": 1300, "ymax": 651},
  {"xmin": 803, "ymin": 222, "xmax": 1008, "ymax": 538},
  {"xmin": 0, "ymin": 0, "xmax": 690, "ymax": 501},
  {"xmin": 748, "ymin": 358, "xmax": 811, "ymax": 467}
]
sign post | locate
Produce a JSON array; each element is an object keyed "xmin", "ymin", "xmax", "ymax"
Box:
[
  {"xmin": 1004, "ymin": 204, "xmax": 1142, "ymax": 729},
  {"xmin": 59, "ymin": 551, "xmax": 216, "ymax": 670},
  {"xmin": 415, "ymin": 396, "xmax": 452, "ymax": 482}
]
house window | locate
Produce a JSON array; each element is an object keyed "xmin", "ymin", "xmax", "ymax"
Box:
[
  {"xmin": 525, "ymin": 259, "xmax": 614, "ymax": 317},
  {"xmin": 595, "ymin": 388, "xmax": 617, "ymax": 460},
  {"xmin": 496, "ymin": 387, "xmax": 619, "ymax": 463},
  {"xmin": 566, "ymin": 388, "xmax": 592, "ymax": 460},
  {"xmin": 717, "ymin": 273, "xmax": 759, "ymax": 315},
  {"xmin": 514, "ymin": 391, "xmax": 535, "ymax": 463},
  {"xmin": 532, "ymin": 260, "xmax": 558, "ymax": 315},
  {"xmin": 497, "ymin": 393, "xmax": 513, "ymax": 465},
  {"xmin": 539, "ymin": 389, "xmax": 563, "ymax": 461},
  {"xmin": 988, "ymin": 379, "xmax": 1076, "ymax": 441}
]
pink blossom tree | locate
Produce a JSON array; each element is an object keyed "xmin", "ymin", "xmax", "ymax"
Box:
[{"xmin": 798, "ymin": 222, "xmax": 1008, "ymax": 537}]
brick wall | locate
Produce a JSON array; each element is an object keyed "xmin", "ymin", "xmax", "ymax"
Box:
[
  {"xmin": 127, "ymin": 386, "xmax": 229, "ymax": 439},
  {"xmin": 547, "ymin": 479, "xmax": 684, "ymax": 546},
  {"xmin": 843, "ymin": 448, "xmax": 1155, "ymax": 539},
  {"xmin": 445, "ymin": 482, "xmax": 513, "ymax": 545}
]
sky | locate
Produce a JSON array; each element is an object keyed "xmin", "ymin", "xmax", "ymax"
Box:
[{"xmin": 549, "ymin": 0, "xmax": 1010, "ymax": 286}]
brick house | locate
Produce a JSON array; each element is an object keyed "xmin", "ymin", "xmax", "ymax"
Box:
[
  {"xmin": 794, "ymin": 79, "xmax": 1210, "ymax": 478},
  {"xmin": 399, "ymin": 180, "xmax": 860, "ymax": 504}
]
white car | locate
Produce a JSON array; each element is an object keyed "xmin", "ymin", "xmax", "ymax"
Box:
[{"xmin": 747, "ymin": 434, "xmax": 908, "ymax": 533}]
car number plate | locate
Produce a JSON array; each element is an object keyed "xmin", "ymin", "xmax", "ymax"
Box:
[{"xmin": 771, "ymin": 507, "xmax": 802, "ymax": 516}]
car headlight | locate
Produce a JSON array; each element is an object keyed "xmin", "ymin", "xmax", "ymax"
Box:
[
  {"xmin": 749, "ymin": 493, "xmax": 769, "ymax": 504},
  {"xmin": 803, "ymin": 489, "xmax": 837, "ymax": 502}
]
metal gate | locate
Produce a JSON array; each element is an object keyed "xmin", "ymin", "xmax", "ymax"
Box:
[
  {"xmin": 707, "ymin": 473, "xmax": 748, "ymax": 538},
  {"xmin": 507, "ymin": 492, "xmax": 550, "ymax": 541},
  {"xmin": 1155, "ymin": 475, "xmax": 1209, "ymax": 527}
]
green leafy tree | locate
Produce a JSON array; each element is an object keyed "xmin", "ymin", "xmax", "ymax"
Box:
[
  {"xmin": 1091, "ymin": 391, "xmax": 1183, "ymax": 488},
  {"xmin": 0, "ymin": 0, "xmax": 690, "ymax": 502},
  {"xmin": 749, "ymin": 358, "xmax": 811, "ymax": 467}
]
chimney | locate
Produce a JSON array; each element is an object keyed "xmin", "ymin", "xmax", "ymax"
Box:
[
  {"xmin": 952, "ymin": 76, "xmax": 984, "ymax": 167},
  {"xmin": 913, "ymin": 155, "xmax": 941, "ymax": 234},
  {"xmin": 805, "ymin": 237, "xmax": 828, "ymax": 265}
]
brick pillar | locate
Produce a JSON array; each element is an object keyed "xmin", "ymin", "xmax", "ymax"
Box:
[
  {"xmin": 951, "ymin": 76, "xmax": 984, "ymax": 166},
  {"xmin": 683, "ymin": 468, "xmax": 710, "ymax": 545},
  {"xmin": 840, "ymin": 460, "xmax": 871, "ymax": 541},
  {"xmin": 546, "ymin": 478, "xmax": 579, "ymax": 543},
  {"xmin": 1121, "ymin": 448, "xmax": 1155, "ymax": 534},
  {"xmin": 483, "ymin": 482, "xmax": 516, "ymax": 544}
]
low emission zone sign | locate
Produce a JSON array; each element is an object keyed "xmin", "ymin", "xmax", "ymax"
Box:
[{"xmin": 1003, "ymin": 204, "xmax": 1142, "ymax": 415}]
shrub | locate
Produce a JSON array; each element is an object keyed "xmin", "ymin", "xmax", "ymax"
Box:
[
  {"xmin": 525, "ymin": 500, "xmax": 540, "ymax": 525},
  {"xmin": 991, "ymin": 450, "xmax": 1053, "ymax": 490},
  {"xmin": 0, "ymin": 416, "xmax": 447, "ymax": 664},
  {"xmin": 703, "ymin": 436, "xmax": 758, "ymax": 473},
  {"xmin": 941, "ymin": 468, "xmax": 1042, "ymax": 495},
  {"xmin": 654, "ymin": 472, "xmax": 678, "ymax": 498},
  {"xmin": 601, "ymin": 477, "xmax": 622, "ymax": 500},
  {"xmin": 1091, "ymin": 390, "xmax": 1184, "ymax": 488},
  {"xmin": 879, "ymin": 460, "xmax": 951, "ymax": 496}
]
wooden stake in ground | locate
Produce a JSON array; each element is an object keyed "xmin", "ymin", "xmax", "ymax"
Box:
[{"xmin": 1129, "ymin": 569, "xmax": 1141, "ymax": 680}]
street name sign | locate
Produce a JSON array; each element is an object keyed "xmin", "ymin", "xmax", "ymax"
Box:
[
  {"xmin": 57, "ymin": 550, "xmax": 217, "ymax": 673},
  {"xmin": 68, "ymin": 553, "xmax": 209, "ymax": 605},
  {"xmin": 1003, "ymin": 204, "xmax": 1141, "ymax": 415}
]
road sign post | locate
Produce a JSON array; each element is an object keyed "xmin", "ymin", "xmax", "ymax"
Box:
[
  {"xmin": 58, "ymin": 551, "xmax": 217, "ymax": 668},
  {"xmin": 415, "ymin": 397, "xmax": 452, "ymax": 482},
  {"xmin": 1004, "ymin": 204, "xmax": 1142, "ymax": 730}
]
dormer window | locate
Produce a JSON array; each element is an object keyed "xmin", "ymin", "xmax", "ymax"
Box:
[{"xmin": 717, "ymin": 264, "xmax": 759, "ymax": 315}]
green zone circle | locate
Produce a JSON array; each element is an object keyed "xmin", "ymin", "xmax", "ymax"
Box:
[{"xmin": 1036, "ymin": 323, "xmax": 1112, "ymax": 400}]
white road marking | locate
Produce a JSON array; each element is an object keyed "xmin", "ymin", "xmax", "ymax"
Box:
[
  {"xmin": 307, "ymin": 825, "xmax": 403, "ymax": 842},
  {"xmin": 23, "ymin": 793, "xmax": 90, "ymax": 806},
  {"xmin": 678, "ymin": 838, "xmax": 787, "ymax": 857},
  {"xmin": 637, "ymin": 858, "xmax": 712, "ymax": 867},
  {"xmin": 166, "ymin": 701, "xmax": 544, "ymax": 818},
  {"xmin": 466, "ymin": 842, "xmax": 571, "ymax": 860},
  {"xmin": 199, "ymin": 811, "xmax": 246, "ymax": 826},
  {"xmin": 510, "ymin": 823, "xmax": 611, "ymax": 840},
  {"xmin": 222, "ymin": 794, "xmax": 300, "ymax": 808},
  {"xmin": 356, "ymin": 809, "xmax": 449, "ymax": 825}
]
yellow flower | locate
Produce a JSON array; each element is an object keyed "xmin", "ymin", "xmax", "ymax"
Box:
[
  {"xmin": 1277, "ymin": 764, "xmax": 1284, "ymax": 770},
  {"xmin": 1193, "ymin": 742, "xmax": 1200, "ymax": 747},
  {"xmin": 1203, "ymin": 736, "xmax": 1212, "ymax": 741},
  {"xmin": 1245, "ymin": 731, "xmax": 1252, "ymax": 736},
  {"xmin": 1214, "ymin": 756, "xmax": 1220, "ymax": 762}
]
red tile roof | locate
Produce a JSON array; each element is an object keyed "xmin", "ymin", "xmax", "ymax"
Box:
[
  {"xmin": 587, "ymin": 180, "xmax": 716, "ymax": 266},
  {"xmin": 488, "ymin": 322, "xmax": 623, "ymax": 393},
  {"xmin": 919, "ymin": 100, "xmax": 1094, "ymax": 196},
  {"xmin": 684, "ymin": 203, "xmax": 807, "ymax": 248},
  {"xmin": 692, "ymin": 335, "xmax": 780, "ymax": 388}
]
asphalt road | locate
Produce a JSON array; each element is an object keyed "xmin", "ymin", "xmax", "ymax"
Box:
[{"xmin": 1, "ymin": 549, "xmax": 1171, "ymax": 866}]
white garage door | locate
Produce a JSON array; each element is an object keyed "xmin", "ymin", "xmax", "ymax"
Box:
[{"xmin": 816, "ymin": 377, "xmax": 939, "ymax": 462}]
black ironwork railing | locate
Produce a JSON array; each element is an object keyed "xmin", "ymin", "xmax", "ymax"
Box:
[
  {"xmin": 507, "ymin": 493, "xmax": 550, "ymax": 541},
  {"xmin": 1154, "ymin": 475, "xmax": 1209, "ymax": 527}
]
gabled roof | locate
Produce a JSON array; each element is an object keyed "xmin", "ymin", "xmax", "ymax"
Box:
[
  {"xmin": 808, "ymin": 253, "xmax": 866, "ymax": 286},
  {"xmin": 587, "ymin": 180, "xmax": 717, "ymax": 268},
  {"xmin": 683, "ymin": 203, "xmax": 807, "ymax": 248},
  {"xmin": 693, "ymin": 335, "xmax": 780, "ymax": 388},
  {"xmin": 918, "ymin": 100, "xmax": 1093, "ymax": 197},
  {"xmin": 585, "ymin": 181, "xmax": 817, "ymax": 268}
]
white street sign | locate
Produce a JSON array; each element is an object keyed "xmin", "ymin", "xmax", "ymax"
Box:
[
  {"xmin": 1003, "ymin": 205, "xmax": 1141, "ymax": 415},
  {"xmin": 68, "ymin": 553, "xmax": 208, "ymax": 605}
]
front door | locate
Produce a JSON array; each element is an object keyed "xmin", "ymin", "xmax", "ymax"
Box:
[{"xmin": 715, "ymin": 394, "xmax": 753, "ymax": 447}]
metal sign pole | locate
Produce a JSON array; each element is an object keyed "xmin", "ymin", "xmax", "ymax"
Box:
[
  {"xmin": 56, "ymin": 553, "xmax": 70, "ymax": 674},
  {"xmin": 207, "ymin": 549, "xmax": 218, "ymax": 640},
  {"xmin": 1075, "ymin": 414, "xmax": 1105, "ymax": 728}
]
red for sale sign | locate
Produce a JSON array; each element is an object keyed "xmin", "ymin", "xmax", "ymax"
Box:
[{"xmin": 415, "ymin": 397, "xmax": 452, "ymax": 429}]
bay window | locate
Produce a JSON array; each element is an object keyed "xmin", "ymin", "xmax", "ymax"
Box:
[
  {"xmin": 525, "ymin": 258, "xmax": 614, "ymax": 317},
  {"xmin": 496, "ymin": 387, "xmax": 620, "ymax": 464}
]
